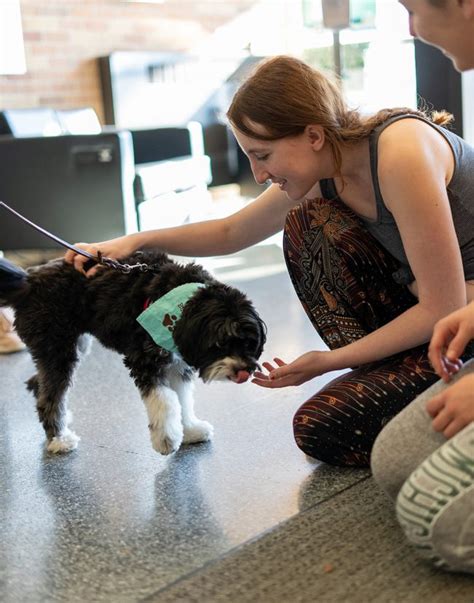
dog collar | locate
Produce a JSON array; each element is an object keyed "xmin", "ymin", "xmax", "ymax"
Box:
[{"xmin": 136, "ymin": 282, "xmax": 205, "ymax": 353}]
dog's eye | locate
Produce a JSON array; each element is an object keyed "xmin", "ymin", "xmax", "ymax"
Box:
[{"xmin": 245, "ymin": 339, "xmax": 256, "ymax": 351}]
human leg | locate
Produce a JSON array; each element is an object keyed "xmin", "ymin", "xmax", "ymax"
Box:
[
  {"xmin": 293, "ymin": 346, "xmax": 438, "ymax": 466},
  {"xmin": 283, "ymin": 197, "xmax": 417, "ymax": 349},
  {"xmin": 0, "ymin": 307, "xmax": 26, "ymax": 354},
  {"xmin": 0, "ymin": 248, "xmax": 26, "ymax": 354},
  {"xmin": 396, "ymin": 422, "xmax": 474, "ymax": 573},
  {"xmin": 283, "ymin": 198, "xmax": 440, "ymax": 466},
  {"xmin": 371, "ymin": 359, "xmax": 474, "ymax": 498}
]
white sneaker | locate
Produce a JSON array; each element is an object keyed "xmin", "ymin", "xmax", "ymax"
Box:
[{"xmin": 0, "ymin": 307, "xmax": 26, "ymax": 354}]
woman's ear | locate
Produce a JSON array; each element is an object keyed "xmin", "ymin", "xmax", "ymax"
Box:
[{"xmin": 305, "ymin": 125, "xmax": 325, "ymax": 151}]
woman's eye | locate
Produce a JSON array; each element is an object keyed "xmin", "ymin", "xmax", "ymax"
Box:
[{"xmin": 256, "ymin": 154, "xmax": 269, "ymax": 161}]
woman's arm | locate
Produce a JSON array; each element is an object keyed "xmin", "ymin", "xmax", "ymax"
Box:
[
  {"xmin": 254, "ymin": 120, "xmax": 467, "ymax": 387},
  {"xmin": 254, "ymin": 298, "xmax": 459, "ymax": 389},
  {"xmin": 335, "ymin": 119, "xmax": 466, "ymax": 361},
  {"xmin": 65, "ymin": 183, "xmax": 304, "ymax": 274}
]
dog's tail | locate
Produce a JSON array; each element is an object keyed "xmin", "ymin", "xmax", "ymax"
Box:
[{"xmin": 0, "ymin": 257, "xmax": 29, "ymax": 306}]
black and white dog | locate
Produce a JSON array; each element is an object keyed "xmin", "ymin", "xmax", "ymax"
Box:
[{"xmin": 0, "ymin": 252, "xmax": 266, "ymax": 455}]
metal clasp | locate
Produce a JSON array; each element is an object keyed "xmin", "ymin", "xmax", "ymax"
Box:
[{"xmin": 98, "ymin": 251, "xmax": 150, "ymax": 274}]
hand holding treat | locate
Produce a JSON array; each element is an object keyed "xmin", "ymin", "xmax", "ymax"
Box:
[{"xmin": 428, "ymin": 302, "xmax": 474, "ymax": 382}]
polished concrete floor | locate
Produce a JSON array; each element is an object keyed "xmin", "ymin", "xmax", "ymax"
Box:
[{"xmin": 1, "ymin": 243, "xmax": 472, "ymax": 602}]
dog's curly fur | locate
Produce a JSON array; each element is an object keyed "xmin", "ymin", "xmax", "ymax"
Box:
[{"xmin": 0, "ymin": 251, "xmax": 266, "ymax": 455}]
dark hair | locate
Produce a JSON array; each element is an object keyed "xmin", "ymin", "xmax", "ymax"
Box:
[{"xmin": 227, "ymin": 55, "xmax": 453, "ymax": 176}]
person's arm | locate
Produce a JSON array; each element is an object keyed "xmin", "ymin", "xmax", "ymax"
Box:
[
  {"xmin": 254, "ymin": 119, "xmax": 467, "ymax": 387},
  {"xmin": 334, "ymin": 120, "xmax": 466, "ymax": 358},
  {"xmin": 65, "ymin": 183, "xmax": 305, "ymax": 274},
  {"xmin": 428, "ymin": 301, "xmax": 474, "ymax": 381}
]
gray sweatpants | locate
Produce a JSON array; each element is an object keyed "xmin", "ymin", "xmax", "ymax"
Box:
[{"xmin": 371, "ymin": 359, "xmax": 474, "ymax": 574}]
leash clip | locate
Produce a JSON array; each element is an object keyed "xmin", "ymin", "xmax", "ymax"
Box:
[
  {"xmin": 97, "ymin": 252, "xmax": 150, "ymax": 274},
  {"xmin": 117, "ymin": 262, "xmax": 150, "ymax": 274}
]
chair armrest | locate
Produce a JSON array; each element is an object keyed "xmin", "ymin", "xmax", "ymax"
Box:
[{"xmin": 134, "ymin": 155, "xmax": 212, "ymax": 204}]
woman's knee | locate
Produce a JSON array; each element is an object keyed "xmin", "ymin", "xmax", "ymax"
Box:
[{"xmin": 293, "ymin": 403, "xmax": 370, "ymax": 467}]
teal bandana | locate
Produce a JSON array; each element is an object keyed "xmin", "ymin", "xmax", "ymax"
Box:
[{"xmin": 136, "ymin": 282, "xmax": 205, "ymax": 353}]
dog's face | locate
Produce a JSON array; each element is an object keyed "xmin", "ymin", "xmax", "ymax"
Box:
[{"xmin": 172, "ymin": 284, "xmax": 266, "ymax": 383}]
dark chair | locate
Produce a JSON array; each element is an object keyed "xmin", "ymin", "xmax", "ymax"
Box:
[
  {"xmin": 0, "ymin": 131, "xmax": 137, "ymax": 250},
  {"xmin": 0, "ymin": 109, "xmax": 211, "ymax": 250}
]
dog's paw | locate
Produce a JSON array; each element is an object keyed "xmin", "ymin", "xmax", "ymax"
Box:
[
  {"xmin": 149, "ymin": 423, "xmax": 183, "ymax": 455},
  {"xmin": 183, "ymin": 420, "xmax": 214, "ymax": 445},
  {"xmin": 46, "ymin": 429, "xmax": 80, "ymax": 454}
]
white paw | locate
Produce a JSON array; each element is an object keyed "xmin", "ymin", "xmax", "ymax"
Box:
[
  {"xmin": 47, "ymin": 429, "xmax": 80, "ymax": 454},
  {"xmin": 149, "ymin": 421, "xmax": 183, "ymax": 455},
  {"xmin": 183, "ymin": 420, "xmax": 214, "ymax": 444},
  {"xmin": 65, "ymin": 409, "xmax": 73, "ymax": 426}
]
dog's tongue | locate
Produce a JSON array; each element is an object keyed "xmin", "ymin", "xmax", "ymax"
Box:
[{"xmin": 233, "ymin": 370, "xmax": 250, "ymax": 384}]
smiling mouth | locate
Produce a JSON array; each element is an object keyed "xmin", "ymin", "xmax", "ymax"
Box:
[{"xmin": 273, "ymin": 179, "xmax": 287, "ymax": 190}]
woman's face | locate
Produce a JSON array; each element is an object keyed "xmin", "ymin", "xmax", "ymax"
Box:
[
  {"xmin": 232, "ymin": 122, "xmax": 327, "ymax": 201},
  {"xmin": 399, "ymin": 0, "xmax": 474, "ymax": 71}
]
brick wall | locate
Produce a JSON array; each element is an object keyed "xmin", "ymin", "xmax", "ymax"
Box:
[{"xmin": 0, "ymin": 0, "xmax": 255, "ymax": 123}]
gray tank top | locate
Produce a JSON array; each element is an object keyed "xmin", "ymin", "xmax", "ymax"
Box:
[{"xmin": 320, "ymin": 114, "xmax": 474, "ymax": 284}]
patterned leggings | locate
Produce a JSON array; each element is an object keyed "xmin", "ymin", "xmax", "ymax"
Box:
[{"xmin": 283, "ymin": 197, "xmax": 440, "ymax": 467}]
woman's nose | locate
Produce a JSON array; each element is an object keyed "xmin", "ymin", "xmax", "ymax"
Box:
[{"xmin": 252, "ymin": 164, "xmax": 270, "ymax": 185}]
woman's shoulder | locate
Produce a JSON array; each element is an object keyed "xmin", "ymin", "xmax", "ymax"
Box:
[
  {"xmin": 375, "ymin": 116, "xmax": 455, "ymax": 196},
  {"xmin": 378, "ymin": 116, "xmax": 453, "ymax": 166},
  {"xmin": 377, "ymin": 114, "xmax": 439, "ymax": 144}
]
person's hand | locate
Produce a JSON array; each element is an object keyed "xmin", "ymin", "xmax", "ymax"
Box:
[
  {"xmin": 251, "ymin": 351, "xmax": 332, "ymax": 388},
  {"xmin": 426, "ymin": 373, "xmax": 474, "ymax": 438},
  {"xmin": 428, "ymin": 301, "xmax": 474, "ymax": 382},
  {"xmin": 64, "ymin": 235, "xmax": 139, "ymax": 276}
]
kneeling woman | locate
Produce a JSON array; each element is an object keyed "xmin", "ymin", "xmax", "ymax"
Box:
[{"xmin": 66, "ymin": 56, "xmax": 474, "ymax": 467}]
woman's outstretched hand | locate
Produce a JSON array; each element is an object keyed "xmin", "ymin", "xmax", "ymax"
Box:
[
  {"xmin": 64, "ymin": 235, "xmax": 139, "ymax": 276},
  {"xmin": 252, "ymin": 351, "xmax": 331, "ymax": 388}
]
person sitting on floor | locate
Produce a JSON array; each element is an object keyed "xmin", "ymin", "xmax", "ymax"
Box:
[{"xmin": 371, "ymin": 0, "xmax": 474, "ymax": 575}]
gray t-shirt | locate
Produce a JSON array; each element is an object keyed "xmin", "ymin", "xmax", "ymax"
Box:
[{"xmin": 320, "ymin": 114, "xmax": 474, "ymax": 284}]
